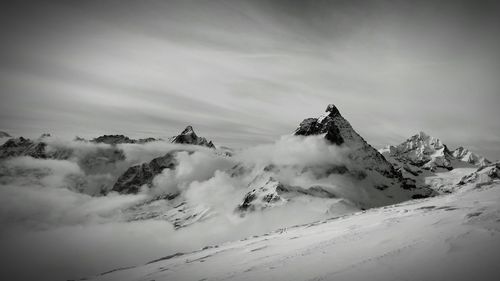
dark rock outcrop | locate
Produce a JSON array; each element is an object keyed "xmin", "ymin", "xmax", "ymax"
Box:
[
  {"xmin": 295, "ymin": 105, "xmax": 344, "ymax": 145},
  {"xmin": 0, "ymin": 137, "xmax": 47, "ymax": 159},
  {"xmin": 112, "ymin": 150, "xmax": 191, "ymax": 194},
  {"xmin": 92, "ymin": 135, "xmax": 157, "ymax": 145},
  {"xmin": 171, "ymin": 126, "xmax": 215, "ymax": 148},
  {"xmin": 294, "ymin": 104, "xmax": 400, "ymax": 179}
]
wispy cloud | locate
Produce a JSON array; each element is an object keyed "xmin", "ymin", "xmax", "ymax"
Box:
[{"xmin": 1, "ymin": 0, "xmax": 499, "ymax": 158}]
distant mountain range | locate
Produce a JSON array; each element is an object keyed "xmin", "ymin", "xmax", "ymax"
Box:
[
  {"xmin": 0, "ymin": 105, "xmax": 494, "ymax": 228},
  {"xmin": 379, "ymin": 131, "xmax": 490, "ymax": 171}
]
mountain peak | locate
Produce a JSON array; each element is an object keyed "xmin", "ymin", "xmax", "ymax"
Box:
[
  {"xmin": 381, "ymin": 132, "xmax": 490, "ymax": 171},
  {"xmin": 417, "ymin": 131, "xmax": 429, "ymax": 139},
  {"xmin": 294, "ymin": 104, "xmax": 407, "ymax": 179},
  {"xmin": 171, "ymin": 126, "xmax": 215, "ymax": 148},
  {"xmin": 325, "ymin": 104, "xmax": 340, "ymax": 116},
  {"xmin": 452, "ymin": 146, "xmax": 491, "ymax": 166},
  {"xmin": 381, "ymin": 132, "xmax": 452, "ymax": 171},
  {"xmin": 180, "ymin": 125, "xmax": 196, "ymax": 135}
]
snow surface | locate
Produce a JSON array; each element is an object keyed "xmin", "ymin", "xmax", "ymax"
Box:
[{"xmin": 88, "ymin": 173, "xmax": 500, "ymax": 281}]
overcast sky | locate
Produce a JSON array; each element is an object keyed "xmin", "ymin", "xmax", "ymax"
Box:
[{"xmin": 1, "ymin": 0, "xmax": 499, "ymax": 159}]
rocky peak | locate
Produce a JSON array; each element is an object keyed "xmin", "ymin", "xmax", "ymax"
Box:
[
  {"xmin": 112, "ymin": 150, "xmax": 192, "ymax": 194},
  {"xmin": 181, "ymin": 125, "xmax": 195, "ymax": 135},
  {"xmin": 379, "ymin": 132, "xmax": 494, "ymax": 172},
  {"xmin": 380, "ymin": 132, "xmax": 453, "ymax": 171},
  {"xmin": 325, "ymin": 104, "xmax": 340, "ymax": 116},
  {"xmin": 406, "ymin": 132, "xmax": 449, "ymax": 154},
  {"xmin": 294, "ymin": 103, "xmax": 397, "ymax": 177},
  {"xmin": 452, "ymin": 146, "xmax": 491, "ymax": 166},
  {"xmin": 92, "ymin": 135, "xmax": 136, "ymax": 145},
  {"xmin": 91, "ymin": 135, "xmax": 157, "ymax": 145},
  {"xmin": 294, "ymin": 104, "xmax": 344, "ymax": 145},
  {"xmin": 0, "ymin": 137, "xmax": 47, "ymax": 159},
  {"xmin": 171, "ymin": 126, "xmax": 215, "ymax": 148}
]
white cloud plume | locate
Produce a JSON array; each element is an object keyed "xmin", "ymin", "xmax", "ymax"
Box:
[{"xmin": 0, "ymin": 135, "xmax": 359, "ymax": 281}]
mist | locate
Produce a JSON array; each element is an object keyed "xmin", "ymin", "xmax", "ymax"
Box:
[{"xmin": 0, "ymin": 134, "xmax": 366, "ymax": 281}]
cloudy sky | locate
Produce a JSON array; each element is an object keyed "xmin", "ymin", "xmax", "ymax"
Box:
[{"xmin": 1, "ymin": 0, "xmax": 499, "ymax": 159}]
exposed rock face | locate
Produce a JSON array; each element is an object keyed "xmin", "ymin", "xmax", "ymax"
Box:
[
  {"xmin": 92, "ymin": 135, "xmax": 157, "ymax": 145},
  {"xmin": 452, "ymin": 147, "xmax": 491, "ymax": 166},
  {"xmin": 294, "ymin": 104, "xmax": 399, "ymax": 178},
  {"xmin": 0, "ymin": 137, "xmax": 47, "ymax": 159},
  {"xmin": 112, "ymin": 150, "xmax": 190, "ymax": 194},
  {"xmin": 0, "ymin": 136, "xmax": 125, "ymax": 167},
  {"xmin": 171, "ymin": 126, "xmax": 215, "ymax": 148}
]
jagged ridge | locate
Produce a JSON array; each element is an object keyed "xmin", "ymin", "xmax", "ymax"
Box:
[{"xmin": 170, "ymin": 126, "xmax": 215, "ymax": 148}]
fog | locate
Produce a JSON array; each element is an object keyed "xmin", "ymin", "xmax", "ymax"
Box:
[{"xmin": 0, "ymin": 134, "xmax": 364, "ymax": 281}]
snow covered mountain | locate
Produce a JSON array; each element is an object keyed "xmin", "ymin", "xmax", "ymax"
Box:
[
  {"xmin": 379, "ymin": 131, "xmax": 456, "ymax": 171},
  {"xmin": 235, "ymin": 104, "xmax": 434, "ymax": 214},
  {"xmin": 294, "ymin": 104, "xmax": 397, "ymax": 178},
  {"xmin": 380, "ymin": 132, "xmax": 490, "ymax": 172},
  {"xmin": 105, "ymin": 105, "xmax": 437, "ymax": 230},
  {"xmin": 378, "ymin": 132, "xmax": 495, "ymax": 194},
  {"xmin": 452, "ymin": 146, "xmax": 491, "ymax": 166}
]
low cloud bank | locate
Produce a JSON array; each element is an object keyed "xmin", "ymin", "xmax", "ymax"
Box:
[{"xmin": 0, "ymin": 135, "xmax": 357, "ymax": 281}]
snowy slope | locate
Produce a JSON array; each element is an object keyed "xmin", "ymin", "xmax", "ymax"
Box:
[{"xmin": 87, "ymin": 172, "xmax": 500, "ymax": 281}]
